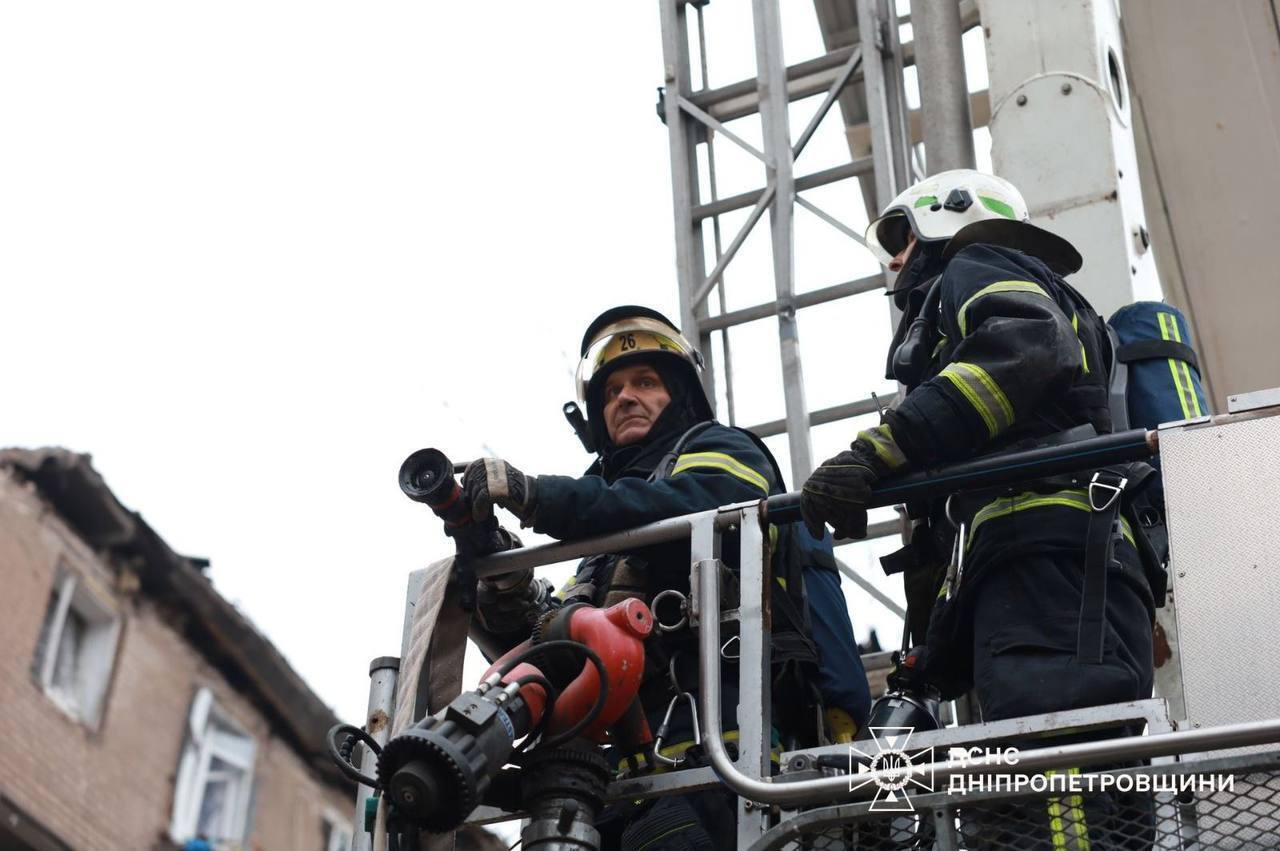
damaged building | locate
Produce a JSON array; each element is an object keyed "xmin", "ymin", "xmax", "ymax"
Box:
[{"xmin": 0, "ymin": 448, "xmax": 355, "ymax": 850}]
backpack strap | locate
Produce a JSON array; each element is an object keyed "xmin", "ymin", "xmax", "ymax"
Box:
[{"xmin": 1106, "ymin": 325, "xmax": 1132, "ymax": 431}]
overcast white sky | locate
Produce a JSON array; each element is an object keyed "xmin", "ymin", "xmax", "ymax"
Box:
[{"xmin": 1, "ymin": 2, "xmax": 991, "ymax": 729}]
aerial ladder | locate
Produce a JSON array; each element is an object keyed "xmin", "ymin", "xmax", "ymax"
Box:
[{"xmin": 335, "ymin": 2, "xmax": 1280, "ymax": 848}]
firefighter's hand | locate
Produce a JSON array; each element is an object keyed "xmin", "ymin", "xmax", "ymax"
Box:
[
  {"xmin": 462, "ymin": 458, "xmax": 539, "ymax": 527},
  {"xmin": 800, "ymin": 449, "xmax": 879, "ymax": 540}
]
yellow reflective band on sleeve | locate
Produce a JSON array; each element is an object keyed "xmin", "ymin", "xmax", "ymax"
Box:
[
  {"xmin": 671, "ymin": 451, "xmax": 769, "ymax": 495},
  {"xmin": 967, "ymin": 489, "xmax": 1136, "ymax": 552},
  {"xmin": 939, "ymin": 361, "xmax": 1015, "ymax": 437},
  {"xmin": 859, "ymin": 423, "xmax": 908, "ymax": 470},
  {"xmin": 957, "ymin": 280, "xmax": 1051, "ymax": 336},
  {"xmin": 1072, "ymin": 312, "xmax": 1090, "ymax": 375},
  {"xmin": 1159, "ymin": 312, "xmax": 1203, "ymax": 419}
]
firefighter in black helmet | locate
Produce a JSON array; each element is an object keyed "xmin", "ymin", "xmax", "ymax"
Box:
[
  {"xmin": 801, "ymin": 170, "xmax": 1159, "ymax": 849},
  {"xmin": 461, "ymin": 305, "xmax": 868, "ymax": 850}
]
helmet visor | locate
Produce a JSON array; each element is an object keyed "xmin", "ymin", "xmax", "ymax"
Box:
[
  {"xmin": 864, "ymin": 209, "xmax": 913, "ymax": 267},
  {"xmin": 575, "ymin": 317, "xmax": 700, "ymax": 406}
]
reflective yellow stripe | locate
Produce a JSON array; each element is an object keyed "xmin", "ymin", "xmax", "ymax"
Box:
[
  {"xmin": 958, "ymin": 280, "xmax": 1051, "ymax": 335},
  {"xmin": 958, "ymin": 362, "xmax": 1015, "ymax": 426},
  {"xmin": 1160, "ymin": 312, "xmax": 1202, "ymax": 418},
  {"xmin": 941, "ymin": 365, "xmax": 997, "ymax": 435},
  {"xmin": 1158, "ymin": 312, "xmax": 1192, "ymax": 419},
  {"xmin": 859, "ymin": 423, "xmax": 907, "ymax": 470},
  {"xmin": 941, "ymin": 366, "xmax": 994, "ymax": 434},
  {"xmin": 968, "ymin": 489, "xmax": 1136, "ymax": 552},
  {"xmin": 672, "ymin": 451, "xmax": 769, "ymax": 494},
  {"xmin": 554, "ymin": 577, "xmax": 579, "ymax": 601},
  {"xmin": 1068, "ymin": 767, "xmax": 1091, "ymax": 850},
  {"xmin": 1072, "ymin": 312, "xmax": 1089, "ymax": 375},
  {"xmin": 939, "ymin": 361, "xmax": 1015, "ymax": 437},
  {"xmin": 1046, "ymin": 770, "xmax": 1068, "ymax": 850}
]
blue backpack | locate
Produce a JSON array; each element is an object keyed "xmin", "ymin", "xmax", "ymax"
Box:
[
  {"xmin": 1102, "ymin": 301, "xmax": 1208, "ymax": 606},
  {"xmin": 1107, "ymin": 301, "xmax": 1209, "ymax": 443}
]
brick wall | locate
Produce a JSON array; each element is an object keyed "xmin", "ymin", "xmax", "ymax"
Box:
[{"xmin": 0, "ymin": 471, "xmax": 353, "ymax": 851}]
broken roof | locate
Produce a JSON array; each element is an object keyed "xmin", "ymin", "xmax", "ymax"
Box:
[{"xmin": 0, "ymin": 447, "xmax": 352, "ymax": 793}]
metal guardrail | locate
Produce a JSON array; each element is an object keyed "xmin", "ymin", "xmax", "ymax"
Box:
[
  {"xmin": 693, "ymin": 500, "xmax": 1280, "ymax": 808},
  {"xmin": 752, "ymin": 750, "xmax": 1280, "ymax": 850},
  {"xmin": 465, "ymin": 428, "xmax": 1160, "ymax": 580},
  {"xmin": 434, "ymin": 428, "xmax": 1280, "ymax": 847}
]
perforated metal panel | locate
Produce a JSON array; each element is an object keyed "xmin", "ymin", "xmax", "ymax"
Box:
[{"xmin": 1161, "ymin": 410, "xmax": 1280, "ymax": 736}]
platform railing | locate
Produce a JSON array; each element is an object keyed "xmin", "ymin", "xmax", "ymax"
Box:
[{"xmin": 404, "ymin": 427, "xmax": 1280, "ymax": 846}]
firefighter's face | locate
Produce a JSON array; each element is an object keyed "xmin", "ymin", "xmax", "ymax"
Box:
[
  {"xmin": 603, "ymin": 364, "xmax": 671, "ymax": 446},
  {"xmin": 889, "ymin": 232, "xmax": 919, "ymax": 273}
]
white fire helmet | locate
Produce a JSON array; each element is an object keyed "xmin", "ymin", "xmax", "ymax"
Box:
[{"xmin": 865, "ymin": 169, "xmax": 1081, "ymax": 275}]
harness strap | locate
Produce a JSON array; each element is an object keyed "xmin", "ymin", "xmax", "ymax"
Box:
[
  {"xmin": 1078, "ymin": 471, "xmax": 1126, "ymax": 664},
  {"xmin": 648, "ymin": 421, "xmax": 716, "ymax": 483}
]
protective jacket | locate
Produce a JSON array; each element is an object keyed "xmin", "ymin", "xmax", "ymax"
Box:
[
  {"xmin": 883, "ymin": 243, "xmax": 1111, "ymax": 463},
  {"xmin": 534, "ymin": 417, "xmax": 869, "ymax": 769},
  {"xmin": 875, "ymin": 244, "xmax": 1154, "ymax": 711},
  {"xmin": 535, "ymin": 423, "xmax": 773, "ymax": 579},
  {"xmin": 535, "ymin": 422, "xmax": 785, "ymax": 760}
]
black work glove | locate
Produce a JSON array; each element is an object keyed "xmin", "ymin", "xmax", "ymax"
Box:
[
  {"xmin": 800, "ymin": 442, "xmax": 883, "ymax": 540},
  {"xmin": 462, "ymin": 458, "xmax": 539, "ymax": 527},
  {"xmin": 474, "ymin": 568, "xmax": 556, "ymax": 637}
]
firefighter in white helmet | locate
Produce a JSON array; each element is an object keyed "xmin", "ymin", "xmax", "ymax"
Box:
[{"xmin": 803, "ymin": 169, "xmax": 1160, "ymax": 847}]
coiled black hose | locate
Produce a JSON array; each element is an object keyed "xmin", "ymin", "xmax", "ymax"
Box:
[{"xmin": 327, "ymin": 722, "xmax": 382, "ymax": 787}]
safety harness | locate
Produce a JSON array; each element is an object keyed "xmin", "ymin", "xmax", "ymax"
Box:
[{"xmin": 650, "ymin": 422, "xmax": 827, "ymax": 746}]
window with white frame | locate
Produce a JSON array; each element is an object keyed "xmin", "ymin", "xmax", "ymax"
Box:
[
  {"xmin": 33, "ymin": 568, "xmax": 122, "ymax": 727},
  {"xmin": 169, "ymin": 688, "xmax": 258, "ymax": 845},
  {"xmin": 322, "ymin": 810, "xmax": 353, "ymax": 851}
]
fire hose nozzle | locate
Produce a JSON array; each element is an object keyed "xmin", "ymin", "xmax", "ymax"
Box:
[
  {"xmin": 399, "ymin": 447, "xmax": 520, "ymax": 558},
  {"xmin": 399, "ymin": 448, "xmax": 458, "ymax": 507}
]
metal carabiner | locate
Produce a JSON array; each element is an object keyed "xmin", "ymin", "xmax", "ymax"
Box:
[
  {"xmin": 1088, "ymin": 471, "xmax": 1128, "ymax": 512},
  {"xmin": 720, "ymin": 635, "xmax": 741, "ymax": 661},
  {"xmin": 943, "ymin": 493, "xmax": 960, "ymax": 531},
  {"xmin": 652, "ymin": 691, "xmax": 702, "ymax": 767},
  {"xmin": 942, "ymin": 495, "xmax": 969, "ymax": 600},
  {"xmin": 651, "ymin": 589, "xmax": 689, "ymax": 633}
]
